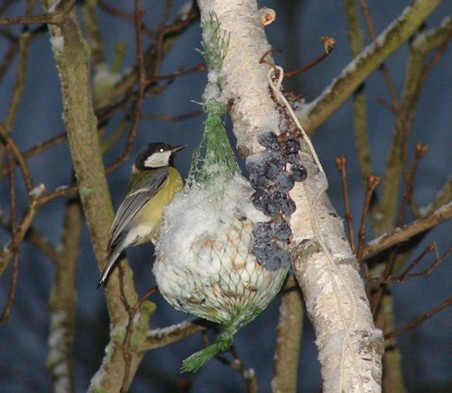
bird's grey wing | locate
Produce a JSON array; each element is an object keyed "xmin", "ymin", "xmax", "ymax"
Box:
[
  {"xmin": 107, "ymin": 168, "xmax": 168, "ymax": 251},
  {"xmin": 98, "ymin": 169, "xmax": 169, "ymax": 287}
]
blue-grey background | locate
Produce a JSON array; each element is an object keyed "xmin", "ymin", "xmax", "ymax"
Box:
[{"xmin": 0, "ymin": 1, "xmax": 451, "ymax": 392}]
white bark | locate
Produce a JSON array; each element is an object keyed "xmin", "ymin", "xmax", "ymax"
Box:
[{"xmin": 197, "ymin": 0, "xmax": 384, "ymax": 392}]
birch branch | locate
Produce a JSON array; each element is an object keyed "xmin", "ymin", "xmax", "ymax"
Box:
[{"xmin": 197, "ymin": 1, "xmax": 383, "ymax": 392}]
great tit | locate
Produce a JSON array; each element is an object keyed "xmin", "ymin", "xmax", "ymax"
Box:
[{"xmin": 98, "ymin": 142, "xmax": 185, "ymax": 287}]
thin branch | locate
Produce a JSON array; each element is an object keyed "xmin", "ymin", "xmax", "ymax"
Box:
[
  {"xmin": 25, "ymin": 226, "xmax": 59, "ymax": 263},
  {"xmin": 147, "ymin": 62, "xmax": 206, "ymax": 83},
  {"xmin": 81, "ymin": 0, "xmax": 106, "ymax": 66},
  {"xmin": 98, "ymin": 0, "xmax": 153, "ymax": 37},
  {"xmin": 117, "ymin": 8, "xmax": 148, "ymax": 389},
  {"xmin": 0, "ymin": 38, "xmax": 18, "ymax": 83},
  {"xmin": 356, "ymin": 174, "xmax": 381, "ymax": 262},
  {"xmin": 384, "ymin": 297, "xmax": 452, "ymax": 340},
  {"xmin": 0, "ymin": 186, "xmax": 44, "ymax": 276},
  {"xmin": 141, "ymin": 109, "xmax": 203, "ymax": 122},
  {"xmin": 141, "ymin": 319, "xmax": 209, "ymax": 351},
  {"xmin": 216, "ymin": 345, "xmax": 257, "ymax": 393},
  {"xmin": 36, "ymin": 185, "xmax": 78, "ymax": 206},
  {"xmin": 0, "ymin": 144, "xmax": 19, "ymax": 326},
  {"xmin": 396, "ymin": 143, "xmax": 428, "ymax": 225},
  {"xmin": 335, "ymin": 156, "xmax": 355, "ymax": 252},
  {"xmin": 0, "ymin": 132, "xmax": 67, "ymax": 179},
  {"xmin": 284, "ymin": 36, "xmax": 335, "ymax": 77},
  {"xmin": 358, "ymin": 0, "xmax": 400, "ymax": 109},
  {"xmin": 93, "ymin": 2, "xmax": 199, "ymax": 116},
  {"xmin": 343, "ymin": 0, "xmax": 373, "ymax": 187},
  {"xmin": 0, "ymin": 0, "xmax": 76, "ymax": 26},
  {"xmin": 378, "ymin": 17, "xmax": 451, "ymax": 236},
  {"xmin": 363, "ymin": 202, "xmax": 452, "ymax": 260},
  {"xmin": 395, "ymin": 245, "xmax": 451, "ymax": 282},
  {"xmin": 0, "ymin": 126, "xmax": 34, "ymax": 191},
  {"xmin": 104, "ymin": 2, "xmax": 154, "ymax": 173},
  {"xmin": 4, "ymin": 30, "xmax": 31, "ymax": 132},
  {"xmin": 394, "ymin": 244, "xmax": 435, "ymax": 282}
]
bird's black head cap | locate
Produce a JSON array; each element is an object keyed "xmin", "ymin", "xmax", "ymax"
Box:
[{"xmin": 134, "ymin": 142, "xmax": 185, "ymax": 170}]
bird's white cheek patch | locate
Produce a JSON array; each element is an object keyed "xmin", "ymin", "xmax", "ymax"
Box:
[{"xmin": 144, "ymin": 151, "xmax": 172, "ymax": 168}]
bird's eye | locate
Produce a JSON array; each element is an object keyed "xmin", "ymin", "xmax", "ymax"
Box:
[{"xmin": 159, "ymin": 148, "xmax": 164, "ymax": 152}]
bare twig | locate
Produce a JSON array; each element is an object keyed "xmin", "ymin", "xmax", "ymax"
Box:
[
  {"xmin": 395, "ymin": 244, "xmax": 435, "ymax": 282},
  {"xmin": 98, "ymin": 0, "xmax": 153, "ymax": 36},
  {"xmin": 0, "ymin": 39, "xmax": 18, "ymax": 83},
  {"xmin": 356, "ymin": 174, "xmax": 381, "ymax": 262},
  {"xmin": 0, "ymin": 126, "xmax": 34, "ymax": 191},
  {"xmin": 0, "ymin": 188, "xmax": 43, "ymax": 276},
  {"xmin": 106, "ymin": 3, "xmax": 148, "ymax": 174},
  {"xmin": 142, "ymin": 319, "xmax": 208, "ymax": 351},
  {"xmin": 36, "ymin": 185, "xmax": 78, "ymax": 206},
  {"xmin": 93, "ymin": 4, "xmax": 199, "ymax": 119},
  {"xmin": 141, "ymin": 109, "xmax": 203, "ymax": 122},
  {"xmin": 343, "ymin": 0, "xmax": 373, "ymax": 188},
  {"xmin": 0, "ymin": 145, "xmax": 19, "ymax": 326},
  {"xmin": 0, "ymin": 132, "xmax": 67, "ymax": 179},
  {"xmin": 147, "ymin": 62, "xmax": 206, "ymax": 84},
  {"xmin": 358, "ymin": 0, "xmax": 400, "ymax": 109},
  {"xmin": 217, "ymin": 346, "xmax": 257, "ymax": 393},
  {"xmin": 395, "ymin": 245, "xmax": 451, "ymax": 282},
  {"xmin": 117, "ymin": 8, "xmax": 148, "ymax": 390},
  {"xmin": 25, "ymin": 226, "xmax": 59, "ymax": 263},
  {"xmin": 285, "ymin": 36, "xmax": 335, "ymax": 77},
  {"xmin": 0, "ymin": 0, "xmax": 76, "ymax": 26},
  {"xmin": 4, "ymin": 31, "xmax": 31, "ymax": 132},
  {"xmin": 335, "ymin": 156, "xmax": 355, "ymax": 252},
  {"xmin": 397, "ymin": 143, "xmax": 428, "ymax": 225},
  {"xmin": 384, "ymin": 297, "xmax": 452, "ymax": 340},
  {"xmin": 363, "ymin": 202, "xmax": 452, "ymax": 260}
]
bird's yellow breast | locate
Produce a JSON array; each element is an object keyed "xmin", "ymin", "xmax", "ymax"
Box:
[{"xmin": 131, "ymin": 167, "xmax": 183, "ymax": 241}]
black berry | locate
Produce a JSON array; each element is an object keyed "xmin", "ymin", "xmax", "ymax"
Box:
[
  {"xmin": 280, "ymin": 194, "xmax": 296, "ymax": 216},
  {"xmin": 282, "ymin": 139, "xmax": 301, "ymax": 156},
  {"xmin": 286, "ymin": 153, "xmax": 300, "ymax": 165},
  {"xmin": 272, "ymin": 220, "xmax": 292, "ymax": 240},
  {"xmin": 258, "ymin": 131, "xmax": 280, "ymax": 151},
  {"xmin": 251, "ymin": 240, "xmax": 277, "ymax": 262},
  {"xmin": 263, "ymin": 151, "xmax": 285, "ymax": 180},
  {"xmin": 290, "ymin": 163, "xmax": 307, "ymax": 182},
  {"xmin": 249, "ymin": 172, "xmax": 269, "ymax": 189},
  {"xmin": 261, "ymin": 250, "xmax": 291, "ymax": 270},
  {"xmin": 265, "ymin": 190, "xmax": 285, "ymax": 216},
  {"xmin": 275, "ymin": 171, "xmax": 295, "ymax": 192},
  {"xmin": 251, "ymin": 190, "xmax": 269, "ymax": 212},
  {"xmin": 252, "ymin": 222, "xmax": 273, "ymax": 242},
  {"xmin": 246, "ymin": 154, "xmax": 266, "ymax": 176}
]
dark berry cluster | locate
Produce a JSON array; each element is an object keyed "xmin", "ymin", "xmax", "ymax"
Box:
[{"xmin": 247, "ymin": 130, "xmax": 308, "ymax": 271}]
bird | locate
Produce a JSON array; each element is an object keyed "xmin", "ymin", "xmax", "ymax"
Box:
[{"xmin": 98, "ymin": 142, "xmax": 186, "ymax": 287}]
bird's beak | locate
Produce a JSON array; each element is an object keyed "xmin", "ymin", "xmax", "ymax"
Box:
[{"xmin": 171, "ymin": 144, "xmax": 186, "ymax": 153}]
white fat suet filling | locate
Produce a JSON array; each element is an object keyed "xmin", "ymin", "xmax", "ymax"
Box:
[{"xmin": 144, "ymin": 150, "xmax": 172, "ymax": 168}]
